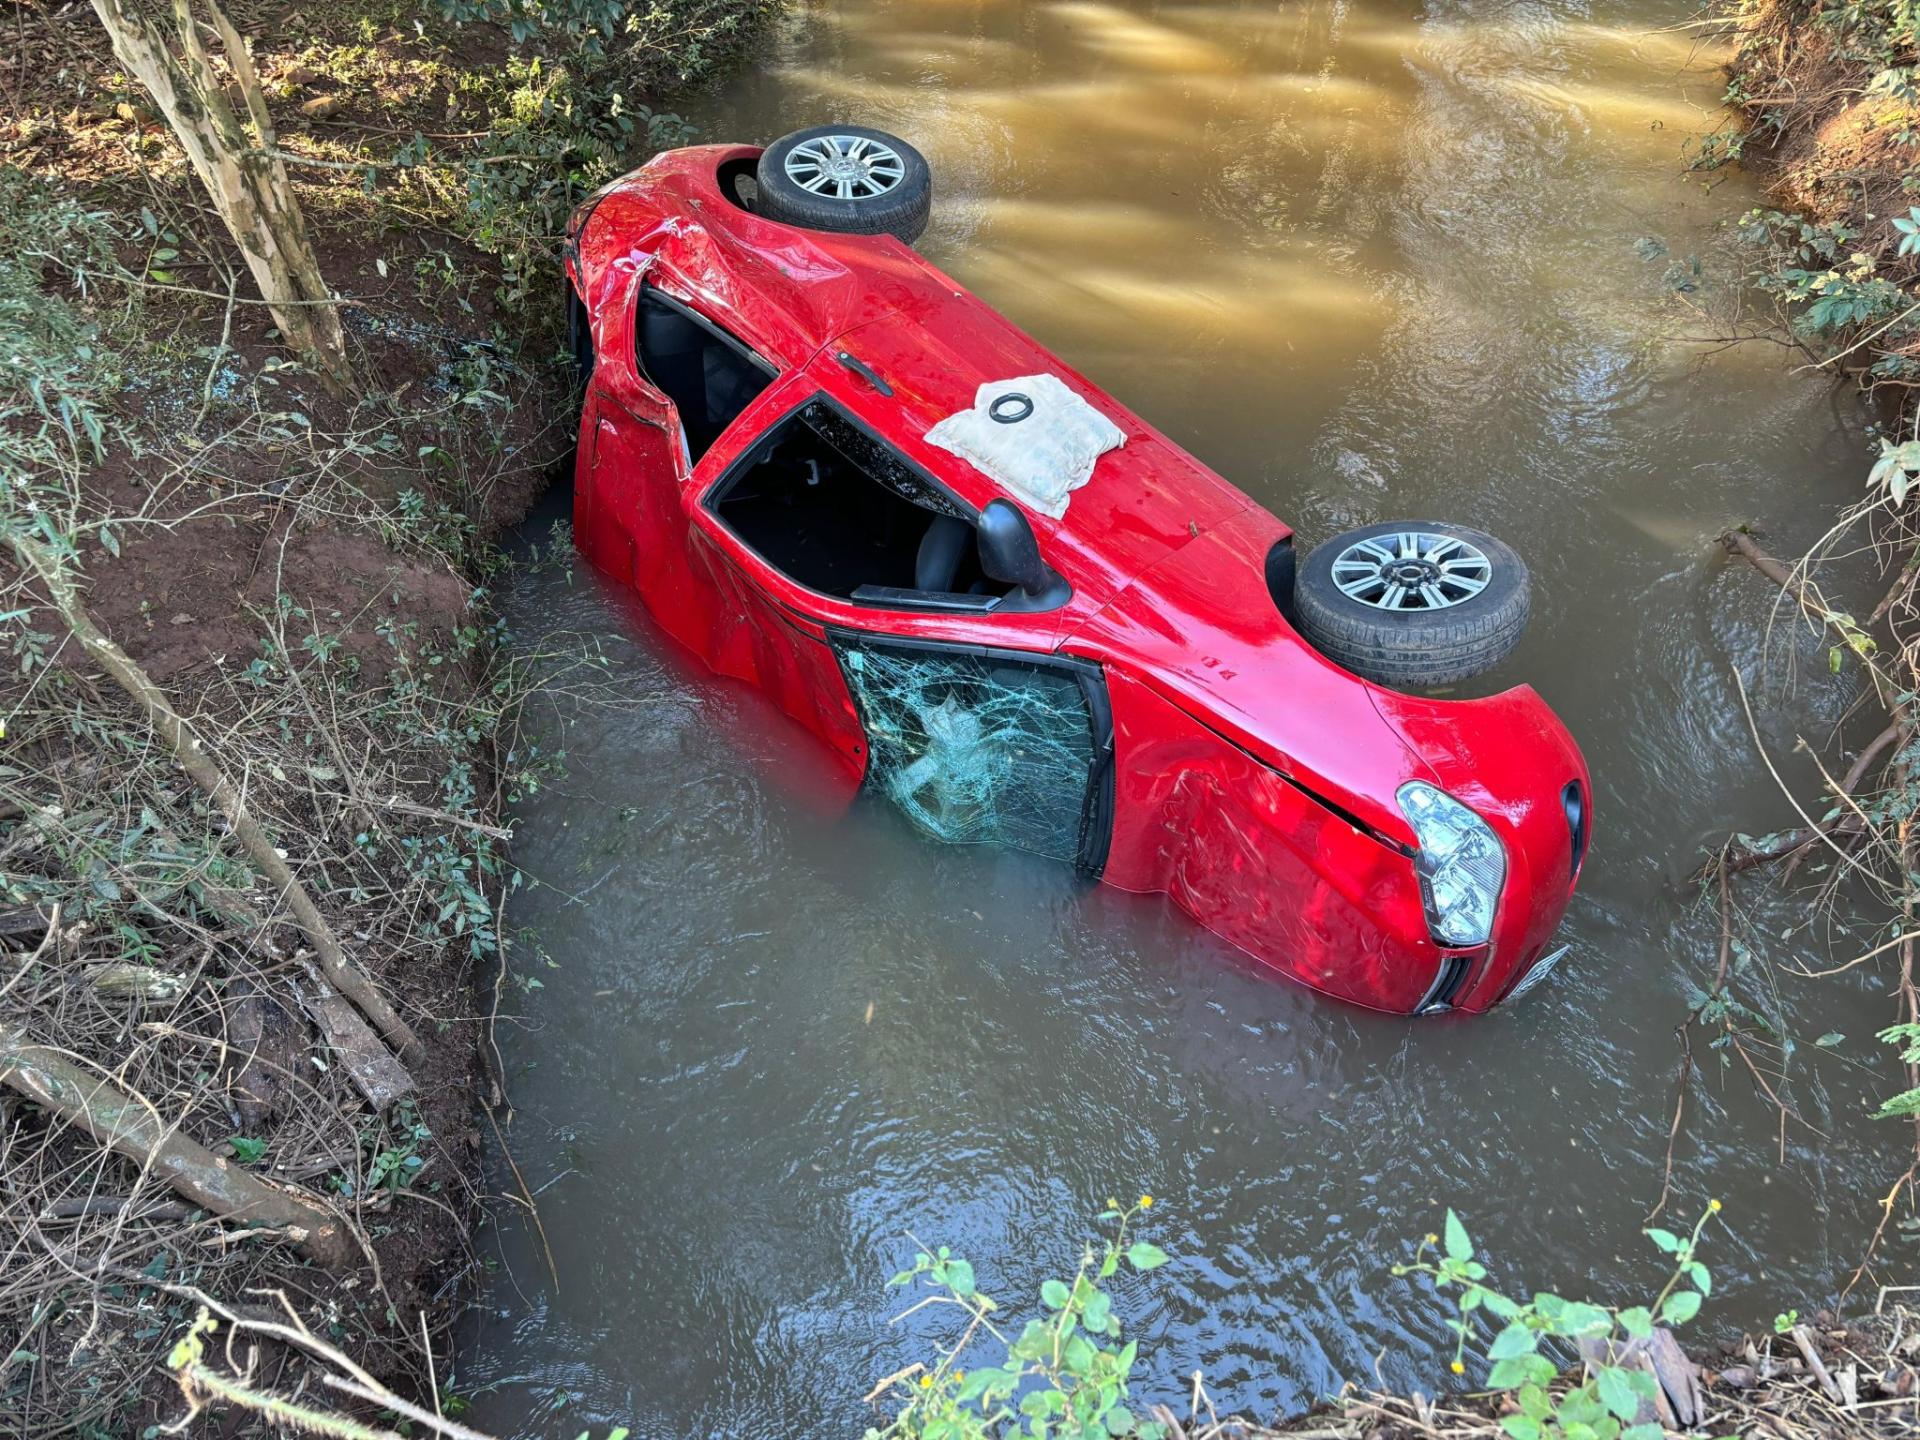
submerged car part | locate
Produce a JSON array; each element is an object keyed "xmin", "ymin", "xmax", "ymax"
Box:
[
  {"xmin": 834, "ymin": 636, "xmax": 1112, "ymax": 870},
  {"xmin": 566, "ymin": 128, "xmax": 1590, "ymax": 1015}
]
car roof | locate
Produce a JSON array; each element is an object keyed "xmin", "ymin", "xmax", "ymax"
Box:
[{"xmin": 578, "ymin": 146, "xmax": 1281, "ymax": 603}]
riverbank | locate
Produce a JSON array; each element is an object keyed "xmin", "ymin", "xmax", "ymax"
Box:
[
  {"xmin": 1713, "ymin": 0, "xmax": 1920, "ymax": 417},
  {"xmin": 0, "ymin": 0, "xmax": 768, "ymax": 1432}
]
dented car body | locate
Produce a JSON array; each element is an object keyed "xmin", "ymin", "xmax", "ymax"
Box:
[{"xmin": 565, "ymin": 143, "xmax": 1591, "ymax": 1014}]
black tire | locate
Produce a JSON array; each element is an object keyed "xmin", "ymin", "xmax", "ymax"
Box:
[
  {"xmin": 1294, "ymin": 521, "xmax": 1530, "ymax": 688},
  {"xmin": 756, "ymin": 125, "xmax": 932, "ymax": 245}
]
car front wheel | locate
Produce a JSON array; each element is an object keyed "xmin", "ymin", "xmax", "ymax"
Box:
[{"xmin": 1293, "ymin": 520, "xmax": 1531, "ymax": 688}]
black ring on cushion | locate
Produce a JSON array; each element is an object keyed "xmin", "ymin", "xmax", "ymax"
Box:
[{"xmin": 989, "ymin": 392, "xmax": 1034, "ymax": 424}]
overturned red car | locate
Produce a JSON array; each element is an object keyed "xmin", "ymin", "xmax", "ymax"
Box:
[{"xmin": 563, "ymin": 126, "xmax": 1591, "ymax": 1015}]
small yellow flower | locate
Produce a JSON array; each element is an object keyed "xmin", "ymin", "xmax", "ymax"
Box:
[
  {"xmin": 1425, "ymin": 1233, "xmax": 1439, "ymax": 1246},
  {"xmin": 953, "ymin": 1371, "xmax": 965, "ymax": 1383},
  {"xmin": 1709, "ymin": 1198, "xmax": 1722, "ymax": 1212},
  {"xmin": 919, "ymin": 1375, "xmax": 933, "ymax": 1389},
  {"xmin": 1138, "ymin": 1194, "xmax": 1154, "ymax": 1209},
  {"xmin": 1450, "ymin": 1360, "xmax": 1465, "ymax": 1375}
]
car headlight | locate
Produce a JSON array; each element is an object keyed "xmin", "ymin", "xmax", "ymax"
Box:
[{"xmin": 1397, "ymin": 782, "xmax": 1505, "ymax": 946}]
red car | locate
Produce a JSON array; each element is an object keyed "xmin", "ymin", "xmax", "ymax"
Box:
[{"xmin": 564, "ymin": 126, "xmax": 1590, "ymax": 1015}]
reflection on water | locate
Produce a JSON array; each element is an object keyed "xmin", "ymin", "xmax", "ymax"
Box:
[{"xmin": 461, "ymin": 2, "xmax": 1893, "ymax": 1436}]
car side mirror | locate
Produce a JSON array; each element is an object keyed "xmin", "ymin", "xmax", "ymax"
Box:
[{"xmin": 977, "ymin": 499, "xmax": 1068, "ymax": 609}]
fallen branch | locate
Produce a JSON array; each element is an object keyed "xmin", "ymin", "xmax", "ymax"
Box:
[
  {"xmin": 4, "ymin": 528, "xmax": 420, "ymax": 1065},
  {"xmin": 0, "ymin": 1025, "xmax": 353, "ymax": 1268}
]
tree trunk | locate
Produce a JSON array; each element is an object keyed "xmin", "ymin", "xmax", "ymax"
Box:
[
  {"xmin": 6, "ymin": 530, "xmax": 420, "ymax": 1064},
  {"xmin": 0, "ymin": 1025, "xmax": 356, "ymax": 1269},
  {"xmin": 86, "ymin": 0, "xmax": 353, "ymax": 392}
]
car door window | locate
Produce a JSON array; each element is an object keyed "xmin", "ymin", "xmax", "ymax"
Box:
[
  {"xmin": 705, "ymin": 396, "xmax": 1015, "ymax": 606},
  {"xmin": 634, "ymin": 287, "xmax": 776, "ymax": 460},
  {"xmin": 830, "ymin": 633, "xmax": 1113, "ymax": 871}
]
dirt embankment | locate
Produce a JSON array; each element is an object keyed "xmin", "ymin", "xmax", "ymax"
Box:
[
  {"xmin": 0, "ymin": 0, "xmax": 766, "ymax": 1433},
  {"xmin": 1716, "ymin": 0, "xmax": 1920, "ymax": 414}
]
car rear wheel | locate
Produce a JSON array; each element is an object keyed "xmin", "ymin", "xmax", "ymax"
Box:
[
  {"xmin": 755, "ymin": 125, "xmax": 932, "ymax": 245},
  {"xmin": 1294, "ymin": 521, "xmax": 1530, "ymax": 687}
]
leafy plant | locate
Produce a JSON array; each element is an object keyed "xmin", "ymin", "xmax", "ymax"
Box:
[
  {"xmin": 1895, "ymin": 206, "xmax": 1920, "ymax": 259},
  {"xmin": 866, "ymin": 1197, "xmax": 1169, "ymax": 1440},
  {"xmin": 1396, "ymin": 1202, "xmax": 1722, "ymax": 1440},
  {"xmin": 1872, "ymin": 1023, "xmax": 1920, "ymax": 1117}
]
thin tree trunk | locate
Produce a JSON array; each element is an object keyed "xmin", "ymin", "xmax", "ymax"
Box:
[
  {"xmin": 6, "ymin": 530, "xmax": 420, "ymax": 1063},
  {"xmin": 86, "ymin": 0, "xmax": 353, "ymax": 392},
  {"xmin": 0, "ymin": 1024, "xmax": 355, "ymax": 1269}
]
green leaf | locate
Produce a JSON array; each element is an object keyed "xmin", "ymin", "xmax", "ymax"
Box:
[
  {"xmin": 1487, "ymin": 1354, "xmax": 1557, "ymax": 1389},
  {"xmin": 1815, "ymin": 1031, "xmax": 1845, "ymax": 1047},
  {"xmin": 1617, "ymin": 1306, "xmax": 1653, "ymax": 1340},
  {"xmin": 1621, "ymin": 1425, "xmax": 1664, "ymax": 1440},
  {"xmin": 228, "ymin": 1136, "xmax": 267, "ymax": 1164},
  {"xmin": 1557, "ymin": 1301, "xmax": 1612, "ymax": 1336},
  {"xmin": 1013, "ymin": 1320, "xmax": 1052, "ymax": 1361},
  {"xmin": 1063, "ymin": 1334, "xmax": 1095, "ymax": 1375},
  {"xmin": 1518, "ymin": 1383, "xmax": 1552, "ymax": 1420},
  {"xmin": 1487, "ymin": 1322, "xmax": 1538, "ymax": 1361},
  {"xmin": 1126, "ymin": 1241, "xmax": 1169, "ymax": 1272},
  {"xmin": 1597, "ymin": 1366, "xmax": 1641, "ymax": 1422},
  {"xmin": 945, "ymin": 1259, "xmax": 976, "ymax": 1298},
  {"xmin": 1099, "ymin": 1250, "xmax": 1119, "ymax": 1279},
  {"xmin": 1082, "ymin": 1291, "xmax": 1111, "ymax": 1334},
  {"xmin": 1444, "ymin": 1210, "xmax": 1473, "ymax": 1263},
  {"xmin": 1042, "ymin": 1279, "xmax": 1072, "ymax": 1310},
  {"xmin": 1644, "ymin": 1228, "xmax": 1682, "ymax": 1254},
  {"xmin": 1686, "ymin": 1262, "xmax": 1711, "ymax": 1296},
  {"xmin": 1500, "ymin": 1418, "xmax": 1542, "ymax": 1440},
  {"xmin": 1102, "ymin": 1406, "xmax": 1134, "ymax": 1435},
  {"xmin": 1661, "ymin": 1290, "xmax": 1702, "ymax": 1326},
  {"xmin": 957, "ymin": 1369, "xmax": 997, "ymax": 1403},
  {"xmin": 1481, "ymin": 1291, "xmax": 1523, "ymax": 1321}
]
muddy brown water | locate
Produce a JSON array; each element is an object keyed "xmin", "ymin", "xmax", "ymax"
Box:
[{"xmin": 460, "ymin": 3, "xmax": 1903, "ymax": 1434}]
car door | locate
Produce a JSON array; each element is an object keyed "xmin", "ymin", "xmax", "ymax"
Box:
[
  {"xmin": 580, "ymin": 271, "xmax": 799, "ymax": 667},
  {"xmin": 685, "ymin": 363, "xmax": 1116, "ymax": 875},
  {"xmin": 574, "ymin": 265, "xmax": 689, "ymax": 599}
]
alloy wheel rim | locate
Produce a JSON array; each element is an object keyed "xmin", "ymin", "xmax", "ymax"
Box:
[
  {"xmin": 1330, "ymin": 531, "xmax": 1492, "ymax": 611},
  {"xmin": 784, "ymin": 135, "xmax": 907, "ymax": 200}
]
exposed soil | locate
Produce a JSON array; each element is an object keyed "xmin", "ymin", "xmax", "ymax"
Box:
[
  {"xmin": 1720, "ymin": 0, "xmax": 1920, "ymax": 409},
  {"xmin": 1, "ymin": 1, "xmax": 578, "ymax": 1432}
]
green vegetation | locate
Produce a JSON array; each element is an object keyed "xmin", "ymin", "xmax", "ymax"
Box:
[
  {"xmin": 1708, "ymin": 0, "xmax": 1920, "ymax": 398},
  {"xmin": 867, "ymin": 1198, "xmax": 1170, "ymax": 1440},
  {"xmin": 1397, "ymin": 1205, "xmax": 1720, "ymax": 1440}
]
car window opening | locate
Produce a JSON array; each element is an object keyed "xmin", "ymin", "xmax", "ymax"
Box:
[
  {"xmin": 635, "ymin": 287, "xmax": 774, "ymax": 460},
  {"xmin": 711, "ymin": 403, "xmax": 1015, "ymax": 604}
]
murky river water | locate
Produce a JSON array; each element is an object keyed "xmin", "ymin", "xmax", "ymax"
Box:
[{"xmin": 461, "ymin": 2, "xmax": 1902, "ymax": 1434}]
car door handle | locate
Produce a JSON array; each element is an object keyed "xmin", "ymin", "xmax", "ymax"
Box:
[{"xmin": 835, "ymin": 351, "xmax": 893, "ymax": 396}]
